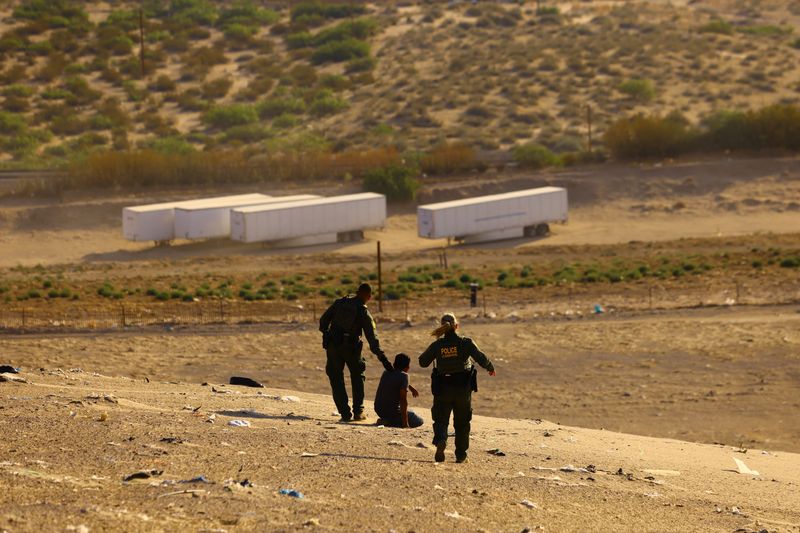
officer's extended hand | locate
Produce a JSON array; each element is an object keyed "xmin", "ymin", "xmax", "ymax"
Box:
[
  {"xmin": 488, "ymin": 370, "xmax": 496, "ymax": 376},
  {"xmin": 409, "ymin": 385, "xmax": 419, "ymax": 398}
]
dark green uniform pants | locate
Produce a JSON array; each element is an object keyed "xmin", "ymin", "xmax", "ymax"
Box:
[
  {"xmin": 431, "ymin": 381, "xmax": 473, "ymax": 460},
  {"xmin": 326, "ymin": 343, "xmax": 366, "ymax": 418}
]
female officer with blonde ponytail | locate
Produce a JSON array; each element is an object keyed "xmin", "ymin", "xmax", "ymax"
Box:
[{"xmin": 418, "ymin": 313, "xmax": 495, "ymax": 463}]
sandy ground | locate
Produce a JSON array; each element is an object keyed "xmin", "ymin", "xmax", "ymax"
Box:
[
  {"xmin": 1, "ymin": 157, "xmax": 800, "ymax": 531},
  {"xmin": 0, "ymin": 370, "xmax": 798, "ymax": 532}
]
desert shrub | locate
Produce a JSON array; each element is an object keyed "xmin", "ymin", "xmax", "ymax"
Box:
[
  {"xmin": 3, "ymin": 133, "xmax": 40, "ymax": 158},
  {"xmin": 311, "ymin": 39, "xmax": 370, "ymax": 64},
  {"xmin": 780, "ymin": 257, "xmax": 800, "ymax": 268},
  {"xmin": 286, "ymin": 31, "xmax": 313, "ymax": 49},
  {"xmin": 224, "ymin": 124, "xmax": 271, "ymax": 143},
  {"xmin": 273, "ymin": 113, "xmax": 299, "ymax": 129},
  {"xmin": 320, "ymin": 74, "xmax": 350, "ymax": 91},
  {"xmin": 36, "ymin": 52, "xmax": 67, "ymax": 82},
  {"xmin": 3, "ymin": 84, "xmax": 34, "ymax": 98},
  {"xmin": 289, "ymin": 64, "xmax": 318, "ymax": 86},
  {"xmin": 309, "ymin": 92, "xmax": 348, "ymax": 116},
  {"xmin": 257, "ymin": 96, "xmax": 306, "ymax": 118},
  {"xmin": 13, "ymin": 0, "xmax": 91, "ymax": 34},
  {"xmin": 2, "ymin": 95, "xmax": 29, "ymax": 113},
  {"xmin": 420, "ymin": 142, "xmax": 476, "ymax": 175},
  {"xmin": 203, "ymin": 104, "xmax": 259, "ymax": 129},
  {"xmin": 740, "ymin": 104, "xmax": 800, "ymax": 151},
  {"xmin": 150, "ymin": 74, "xmax": 176, "ymax": 92},
  {"xmin": 218, "ymin": 1, "xmax": 278, "ymax": 29},
  {"xmin": 183, "ymin": 45, "xmax": 227, "ymax": 70},
  {"xmin": 1, "ymin": 64, "xmax": 28, "ymax": 84},
  {"xmin": 223, "ymin": 23, "xmax": 256, "ymax": 49},
  {"xmin": 291, "ymin": 2, "xmax": 366, "ymax": 22},
  {"xmin": 176, "ymin": 89, "xmax": 207, "ymax": 111},
  {"xmin": 63, "ymin": 76, "xmax": 101, "ymax": 106},
  {"xmin": 700, "ymin": 19, "xmax": 733, "ymax": 35},
  {"xmin": 618, "ymin": 78, "xmax": 655, "ymax": 101},
  {"xmin": 604, "ymin": 112, "xmax": 693, "ymax": 159},
  {"xmin": 362, "ymin": 164, "xmax": 419, "ymax": 202},
  {"xmin": 511, "ymin": 143, "xmax": 561, "ymax": 169},
  {"xmin": 700, "ymin": 110, "xmax": 748, "ymax": 150},
  {"xmin": 153, "ymin": 0, "xmax": 217, "ymax": 26},
  {"xmin": 346, "ymin": 56, "xmax": 376, "ymax": 73},
  {"xmin": 122, "ymin": 81, "xmax": 145, "ymax": 102},
  {"xmin": 315, "ymin": 19, "xmax": 377, "ymax": 46},
  {"xmin": 201, "ymin": 77, "xmax": 233, "ymax": 99},
  {"xmin": 0, "ymin": 111, "xmax": 26, "ymax": 134}
]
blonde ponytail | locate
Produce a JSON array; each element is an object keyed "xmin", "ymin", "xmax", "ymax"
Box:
[{"xmin": 431, "ymin": 322, "xmax": 454, "ymax": 338}]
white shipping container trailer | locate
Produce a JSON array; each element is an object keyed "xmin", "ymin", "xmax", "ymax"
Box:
[
  {"xmin": 174, "ymin": 194, "xmax": 319, "ymax": 240},
  {"xmin": 230, "ymin": 192, "xmax": 386, "ymax": 247},
  {"xmin": 417, "ymin": 186, "xmax": 568, "ymax": 243},
  {"xmin": 123, "ymin": 193, "xmax": 270, "ymax": 243}
]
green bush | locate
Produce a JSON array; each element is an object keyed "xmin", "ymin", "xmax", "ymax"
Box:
[
  {"xmin": 224, "ymin": 124, "xmax": 271, "ymax": 143},
  {"xmin": 257, "ymin": 96, "xmax": 306, "ymax": 119},
  {"xmin": 345, "ymin": 56, "xmax": 376, "ymax": 73},
  {"xmin": 314, "ymin": 19, "xmax": 377, "ymax": 46},
  {"xmin": 618, "ymin": 79, "xmax": 655, "ymax": 102},
  {"xmin": 218, "ymin": 2, "xmax": 278, "ymax": 29},
  {"xmin": 309, "ymin": 93, "xmax": 348, "ymax": 117},
  {"xmin": 203, "ymin": 104, "xmax": 259, "ymax": 129},
  {"xmin": 362, "ymin": 164, "xmax": 420, "ymax": 202},
  {"xmin": 3, "ymin": 84, "xmax": 35, "ymax": 98},
  {"xmin": 311, "ymin": 39, "xmax": 370, "ymax": 64},
  {"xmin": 0, "ymin": 112, "xmax": 27, "ymax": 134},
  {"xmin": 700, "ymin": 19, "xmax": 733, "ymax": 35},
  {"xmin": 604, "ymin": 112, "xmax": 693, "ymax": 159},
  {"xmin": 291, "ymin": 2, "xmax": 366, "ymax": 21},
  {"xmin": 511, "ymin": 143, "xmax": 561, "ymax": 169}
]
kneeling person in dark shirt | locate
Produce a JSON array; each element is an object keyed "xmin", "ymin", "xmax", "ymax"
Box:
[{"xmin": 374, "ymin": 353, "xmax": 423, "ymax": 428}]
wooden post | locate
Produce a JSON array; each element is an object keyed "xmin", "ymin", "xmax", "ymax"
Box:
[
  {"xmin": 120, "ymin": 304, "xmax": 126, "ymax": 328},
  {"xmin": 219, "ymin": 299, "xmax": 224, "ymax": 321},
  {"xmin": 139, "ymin": 7, "xmax": 145, "ymax": 78},
  {"xmin": 482, "ymin": 292, "xmax": 486, "ymax": 317},
  {"xmin": 648, "ymin": 286, "xmax": 653, "ymax": 310},
  {"xmin": 736, "ymin": 281, "xmax": 740, "ymax": 303},
  {"xmin": 377, "ymin": 240, "xmax": 383, "ymax": 313},
  {"xmin": 21, "ymin": 308, "xmax": 26, "ymax": 328},
  {"xmin": 443, "ymin": 248, "xmax": 448, "ymax": 269}
]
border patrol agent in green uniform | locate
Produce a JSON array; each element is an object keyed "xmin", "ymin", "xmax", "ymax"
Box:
[
  {"xmin": 419, "ymin": 313, "xmax": 495, "ymax": 463},
  {"xmin": 319, "ymin": 283, "xmax": 393, "ymax": 422}
]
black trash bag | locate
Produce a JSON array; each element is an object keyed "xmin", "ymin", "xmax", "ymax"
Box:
[{"xmin": 230, "ymin": 376, "xmax": 264, "ymax": 388}]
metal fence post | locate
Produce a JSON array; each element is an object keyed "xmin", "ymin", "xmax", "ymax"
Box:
[{"xmin": 120, "ymin": 304, "xmax": 126, "ymax": 328}]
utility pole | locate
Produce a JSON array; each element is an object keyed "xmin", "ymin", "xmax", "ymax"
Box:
[{"xmin": 377, "ymin": 240, "xmax": 383, "ymax": 313}]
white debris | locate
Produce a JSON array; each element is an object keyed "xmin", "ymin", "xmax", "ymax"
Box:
[
  {"xmin": 228, "ymin": 420, "xmax": 251, "ymax": 427},
  {"xmin": 732, "ymin": 457, "xmax": 759, "ymax": 476},
  {"xmin": 444, "ymin": 511, "xmax": 471, "ymax": 520},
  {"xmin": 520, "ymin": 499, "xmax": 538, "ymax": 509}
]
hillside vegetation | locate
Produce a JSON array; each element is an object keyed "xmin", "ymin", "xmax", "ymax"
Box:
[{"xmin": 0, "ymin": 0, "xmax": 799, "ymax": 182}]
